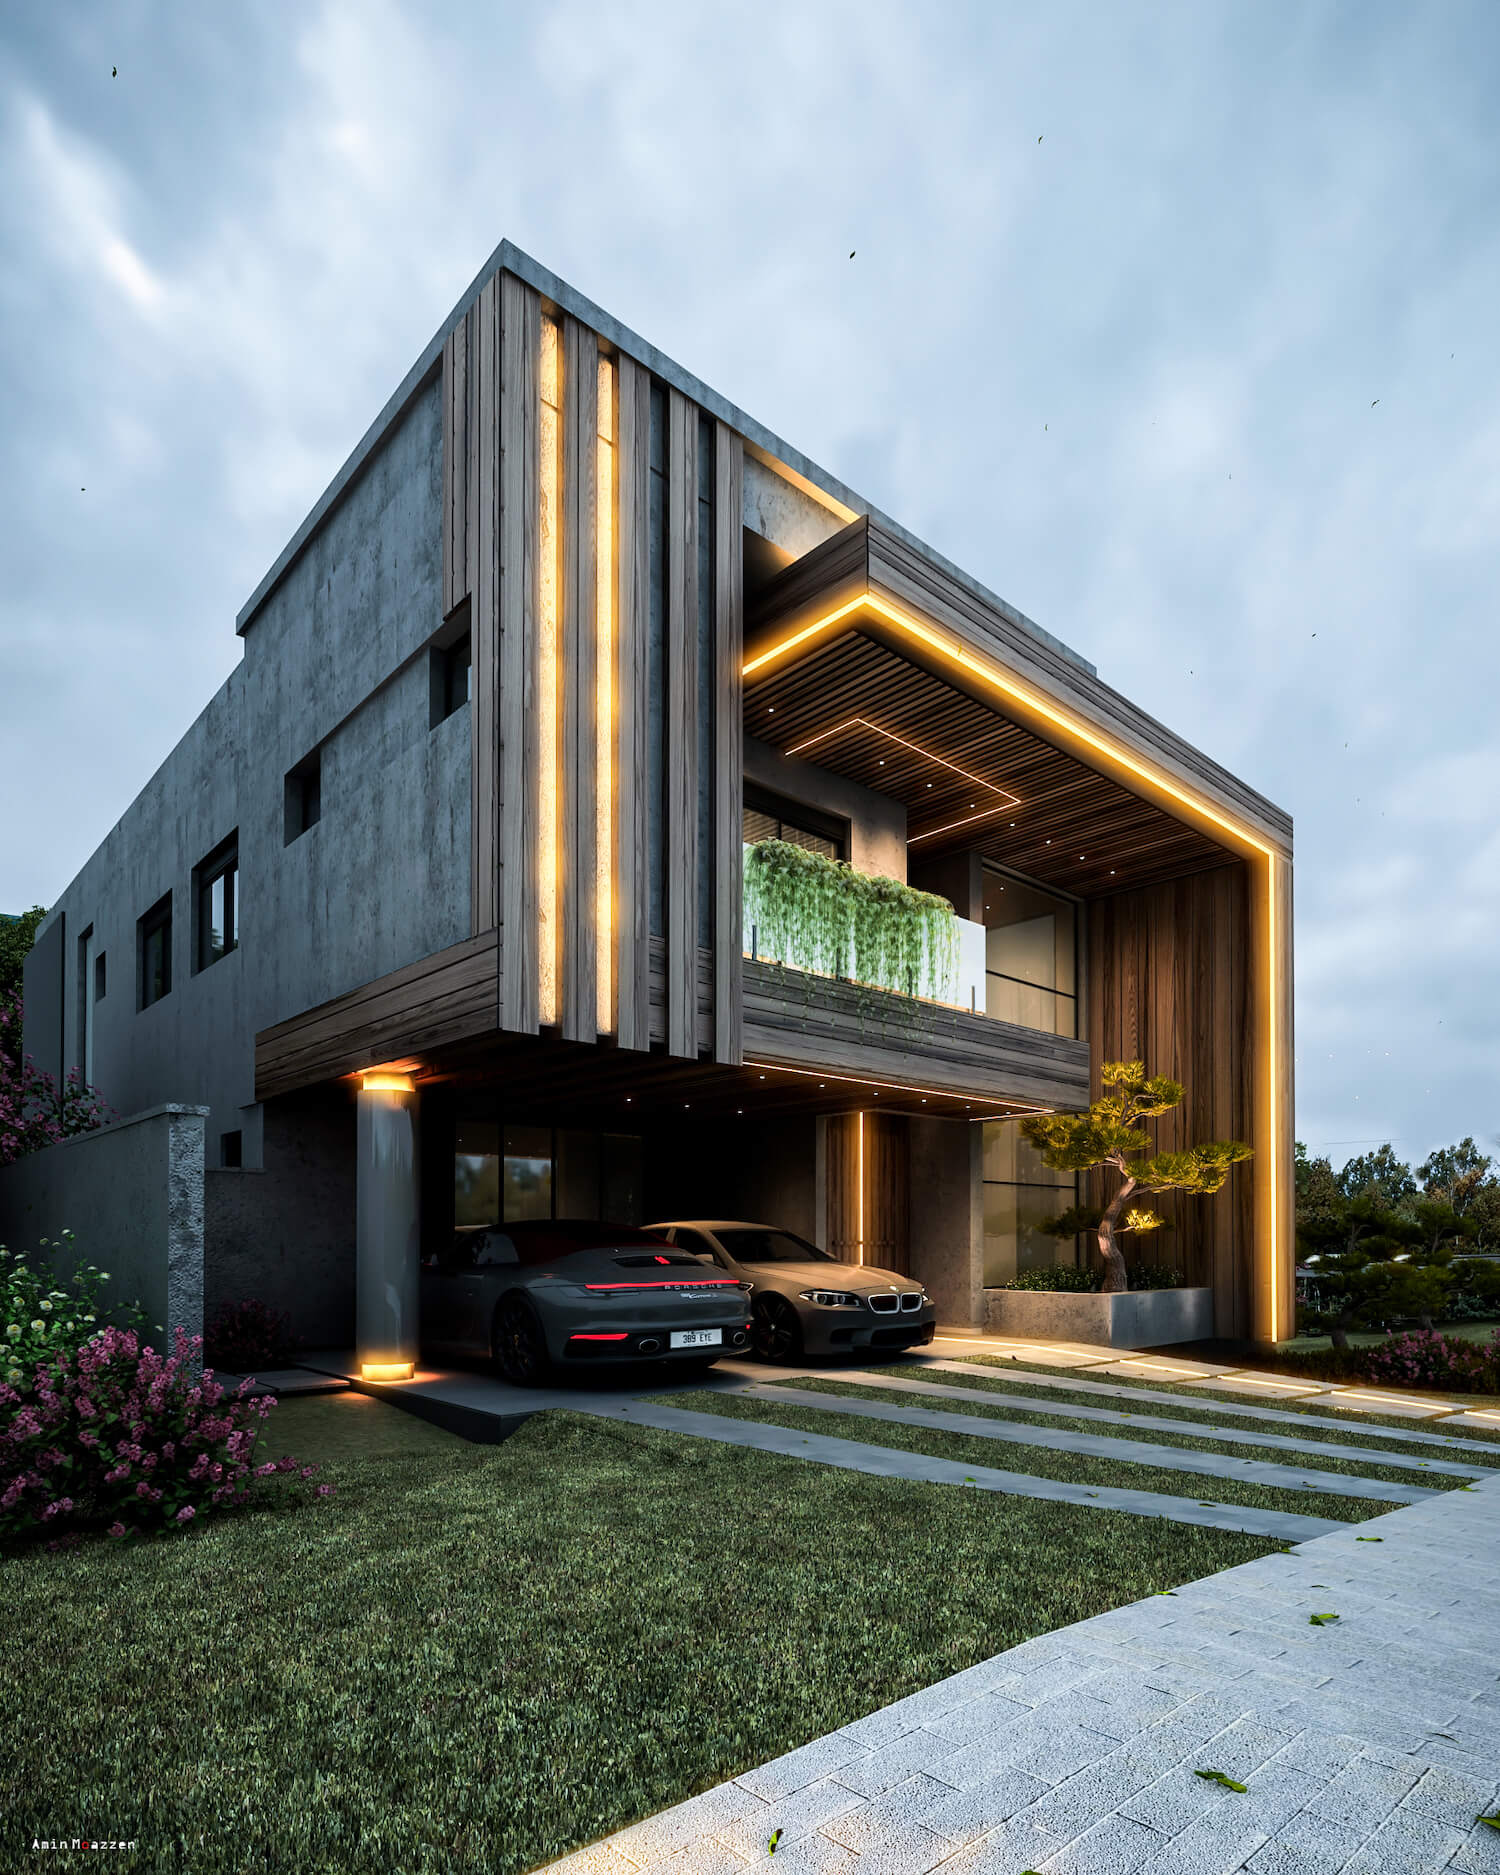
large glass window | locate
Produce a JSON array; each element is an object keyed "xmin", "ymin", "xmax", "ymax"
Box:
[
  {"xmin": 138, "ymin": 893, "xmax": 172, "ymax": 1009},
  {"xmin": 981, "ymin": 1119, "xmax": 1078, "ymax": 1286},
  {"xmin": 455, "ymin": 1120, "xmax": 501, "ymax": 1229},
  {"xmin": 194, "ymin": 835, "xmax": 239, "ymax": 972},
  {"xmin": 504, "ymin": 1125, "xmax": 554, "ymax": 1222},
  {"xmin": 983, "ymin": 870, "xmax": 1077, "ymax": 1037}
]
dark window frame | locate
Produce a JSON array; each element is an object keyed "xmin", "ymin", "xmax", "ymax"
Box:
[
  {"xmin": 742, "ymin": 782, "xmax": 850, "ymax": 862},
  {"xmin": 429, "ymin": 610, "xmax": 472, "ymax": 729},
  {"xmin": 193, "ymin": 834, "xmax": 239, "ymax": 974},
  {"xmin": 137, "ymin": 892, "xmax": 173, "ymax": 1011},
  {"xmin": 220, "ymin": 1129, "xmax": 243, "ymax": 1169}
]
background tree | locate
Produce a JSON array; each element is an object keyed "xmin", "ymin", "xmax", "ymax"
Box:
[
  {"xmin": 0, "ymin": 906, "xmax": 47, "ymax": 1006},
  {"xmin": 1336, "ymin": 1143, "xmax": 1417, "ymax": 1207},
  {"xmin": 1019, "ymin": 1060, "xmax": 1252, "ymax": 1295}
]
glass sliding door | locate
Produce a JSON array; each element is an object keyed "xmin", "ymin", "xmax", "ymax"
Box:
[
  {"xmin": 982, "ymin": 870, "xmax": 1078, "ymax": 1038},
  {"xmin": 981, "ymin": 1118, "xmax": 1079, "ymax": 1285}
]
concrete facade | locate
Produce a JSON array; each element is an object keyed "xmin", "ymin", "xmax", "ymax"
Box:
[{"xmin": 984, "ymin": 1285, "xmax": 1217, "ymax": 1349}]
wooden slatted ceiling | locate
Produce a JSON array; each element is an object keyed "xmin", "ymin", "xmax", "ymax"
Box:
[{"xmin": 745, "ymin": 631, "xmax": 1234, "ymax": 898}]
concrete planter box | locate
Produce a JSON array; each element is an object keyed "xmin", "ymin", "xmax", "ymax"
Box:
[{"xmin": 983, "ymin": 1285, "xmax": 1213, "ymax": 1350}]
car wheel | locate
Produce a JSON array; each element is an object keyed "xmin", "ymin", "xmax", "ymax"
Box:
[
  {"xmin": 752, "ymin": 1294, "xmax": 803, "ymax": 1363},
  {"xmin": 493, "ymin": 1295, "xmax": 551, "ymax": 1386}
]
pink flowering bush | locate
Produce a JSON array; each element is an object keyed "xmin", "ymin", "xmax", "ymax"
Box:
[
  {"xmin": 0, "ymin": 1324, "xmax": 330, "ymax": 1548},
  {"xmin": 0, "ymin": 995, "xmax": 115, "ymax": 1167},
  {"xmin": 1364, "ymin": 1328, "xmax": 1500, "ymax": 1394},
  {"xmin": 1, "ymin": 1231, "xmax": 147, "ymax": 1393}
]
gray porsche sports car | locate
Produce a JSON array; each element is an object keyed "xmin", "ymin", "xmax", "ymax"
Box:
[
  {"xmin": 421, "ymin": 1220, "xmax": 753, "ymax": 1385},
  {"xmin": 646, "ymin": 1220, "xmax": 936, "ymax": 1362}
]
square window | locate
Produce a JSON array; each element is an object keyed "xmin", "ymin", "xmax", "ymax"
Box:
[
  {"xmin": 284, "ymin": 751, "xmax": 321, "ymax": 845},
  {"xmin": 220, "ymin": 1129, "xmax": 243, "ymax": 1169}
]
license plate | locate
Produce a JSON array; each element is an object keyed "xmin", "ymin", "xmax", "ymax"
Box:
[{"xmin": 670, "ymin": 1328, "xmax": 722, "ymax": 1349}]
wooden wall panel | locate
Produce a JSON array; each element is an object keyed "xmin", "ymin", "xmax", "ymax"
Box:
[
  {"xmin": 824, "ymin": 1112, "xmax": 909, "ymax": 1271},
  {"xmin": 254, "ymin": 933, "xmax": 500, "ymax": 1100},
  {"xmin": 665, "ymin": 390, "xmax": 699, "ymax": 1058},
  {"xmin": 713, "ymin": 422, "xmax": 744, "ymax": 1064},
  {"xmin": 498, "ymin": 274, "xmax": 541, "ymax": 1032},
  {"xmin": 1085, "ymin": 863, "xmax": 1254, "ymax": 1334},
  {"xmin": 614, "ymin": 354, "xmax": 652, "ymax": 1051},
  {"xmin": 470, "ymin": 286, "xmax": 500, "ymax": 939},
  {"xmin": 560, "ymin": 317, "xmax": 598, "ymax": 1044}
]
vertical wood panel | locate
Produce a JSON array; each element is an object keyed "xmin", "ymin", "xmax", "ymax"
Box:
[
  {"xmin": 451, "ymin": 311, "xmax": 469, "ymax": 610},
  {"xmin": 614, "ymin": 355, "xmax": 652, "ymax": 1051},
  {"xmin": 441, "ymin": 330, "xmax": 456, "ymax": 618},
  {"xmin": 499, "ymin": 273, "xmax": 541, "ymax": 1033},
  {"xmin": 665, "ymin": 389, "xmax": 699, "ymax": 1058},
  {"xmin": 560, "ymin": 317, "xmax": 598, "ymax": 1044},
  {"xmin": 713, "ymin": 422, "xmax": 744, "ymax": 1065},
  {"xmin": 471, "ymin": 278, "xmax": 500, "ymax": 939}
]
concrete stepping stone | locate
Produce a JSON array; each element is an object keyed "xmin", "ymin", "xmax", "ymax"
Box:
[
  {"xmin": 731, "ymin": 1383, "xmax": 1443, "ymax": 1506},
  {"xmin": 568, "ymin": 1397, "xmax": 1345, "ymax": 1541},
  {"xmin": 906, "ymin": 1359, "xmax": 1500, "ymax": 1458},
  {"xmin": 806, "ymin": 1370, "xmax": 1492, "ymax": 1481}
]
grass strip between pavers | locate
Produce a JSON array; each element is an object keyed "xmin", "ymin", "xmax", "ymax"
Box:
[
  {"xmin": 0, "ymin": 1402, "xmax": 1282, "ymax": 1875},
  {"xmin": 836, "ymin": 1365, "xmax": 1492, "ymax": 1477},
  {"xmin": 948, "ymin": 1357, "xmax": 1500, "ymax": 1454},
  {"xmin": 644, "ymin": 1389, "xmax": 1395, "ymax": 1523}
]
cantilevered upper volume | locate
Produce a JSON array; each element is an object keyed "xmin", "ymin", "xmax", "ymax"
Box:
[{"xmin": 21, "ymin": 239, "xmax": 1293, "ymax": 1363}]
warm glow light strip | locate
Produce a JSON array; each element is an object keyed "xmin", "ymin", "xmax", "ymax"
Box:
[
  {"xmin": 785, "ymin": 716, "xmax": 1020, "ymax": 806},
  {"xmin": 743, "ymin": 1057, "xmax": 1053, "ymax": 1110},
  {"xmin": 596, "ymin": 353, "xmax": 616, "ymax": 1034},
  {"xmin": 538, "ymin": 318, "xmax": 562, "ymax": 1026},
  {"xmin": 856, "ymin": 1110, "xmax": 865, "ymax": 1265},
  {"xmin": 906, "ymin": 805, "xmax": 1016, "ymax": 846},
  {"xmin": 360, "ymin": 1071, "xmax": 415, "ymax": 1094},
  {"xmin": 745, "ymin": 588, "xmax": 1288, "ymax": 1342},
  {"xmin": 361, "ymin": 1362, "xmax": 414, "ymax": 1382}
]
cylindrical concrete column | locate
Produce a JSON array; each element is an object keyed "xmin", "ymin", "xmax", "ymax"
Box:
[{"xmin": 355, "ymin": 1074, "xmax": 421, "ymax": 1379}]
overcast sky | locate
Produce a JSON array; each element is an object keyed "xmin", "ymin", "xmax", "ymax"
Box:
[{"xmin": 2, "ymin": 3, "xmax": 1496, "ymax": 1175}]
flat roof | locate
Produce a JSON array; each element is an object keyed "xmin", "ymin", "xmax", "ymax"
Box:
[{"xmin": 234, "ymin": 239, "xmax": 1096, "ymax": 678}]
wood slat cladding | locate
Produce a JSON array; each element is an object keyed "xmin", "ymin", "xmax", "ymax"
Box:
[
  {"xmin": 741, "ymin": 957, "xmax": 1090, "ymax": 1109},
  {"xmin": 826, "ymin": 1112, "xmax": 910, "ymax": 1272},
  {"xmin": 560, "ymin": 316, "xmax": 598, "ymax": 1044},
  {"xmin": 498, "ymin": 274, "xmax": 542, "ymax": 1030},
  {"xmin": 747, "ymin": 517, "xmax": 1291, "ymax": 854},
  {"xmin": 713, "ymin": 423, "xmax": 744, "ymax": 1064},
  {"xmin": 614, "ymin": 354, "xmax": 653, "ymax": 1050},
  {"xmin": 1084, "ymin": 864, "xmax": 1255, "ymax": 1335},
  {"xmin": 665, "ymin": 390, "xmax": 699, "ymax": 1058},
  {"xmin": 746, "ymin": 632, "xmax": 1235, "ymax": 900},
  {"xmin": 254, "ymin": 934, "xmax": 500, "ymax": 1101}
]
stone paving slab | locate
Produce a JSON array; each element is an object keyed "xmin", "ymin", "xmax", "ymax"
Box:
[
  {"xmin": 798, "ymin": 1369, "xmax": 1492, "ymax": 1481},
  {"xmin": 530, "ymin": 1476, "xmax": 1500, "ymax": 1875},
  {"xmin": 731, "ymin": 1382, "xmax": 1445, "ymax": 1506},
  {"xmin": 566, "ymin": 1397, "xmax": 1344, "ymax": 1541},
  {"xmin": 904, "ymin": 1360, "xmax": 1500, "ymax": 1459}
]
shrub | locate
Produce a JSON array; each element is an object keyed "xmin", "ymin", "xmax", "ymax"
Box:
[
  {"xmin": 1364, "ymin": 1328, "xmax": 1500, "ymax": 1393},
  {"xmin": 1127, "ymin": 1265, "xmax": 1185, "ymax": 1292},
  {"xmin": 0, "ymin": 995, "xmax": 114, "ymax": 1166},
  {"xmin": 0, "ymin": 1325, "xmax": 330, "ymax": 1548},
  {"xmin": 1, "ymin": 1233, "xmax": 147, "ymax": 1392},
  {"xmin": 1000, "ymin": 1267, "xmax": 1102, "ymax": 1292},
  {"xmin": 204, "ymin": 1298, "xmax": 295, "ymax": 1373}
]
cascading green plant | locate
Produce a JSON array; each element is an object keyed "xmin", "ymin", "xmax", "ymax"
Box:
[{"xmin": 743, "ymin": 840, "xmax": 959, "ymax": 1002}]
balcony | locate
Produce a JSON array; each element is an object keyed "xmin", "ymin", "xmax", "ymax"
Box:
[{"xmin": 738, "ymin": 842, "xmax": 1088, "ymax": 1110}]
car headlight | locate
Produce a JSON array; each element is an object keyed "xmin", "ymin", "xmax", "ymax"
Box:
[{"xmin": 798, "ymin": 1289, "xmax": 863, "ymax": 1309}]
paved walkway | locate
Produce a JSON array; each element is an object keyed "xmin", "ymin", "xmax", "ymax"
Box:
[{"xmin": 536, "ymin": 1475, "xmax": 1500, "ymax": 1875}]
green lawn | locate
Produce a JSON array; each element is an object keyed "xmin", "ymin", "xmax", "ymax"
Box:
[
  {"xmin": 647, "ymin": 1387, "xmax": 1396, "ymax": 1523},
  {"xmin": 1, "ymin": 1393, "xmax": 1279, "ymax": 1875}
]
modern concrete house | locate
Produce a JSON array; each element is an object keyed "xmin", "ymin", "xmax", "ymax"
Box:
[{"xmin": 20, "ymin": 239, "xmax": 1294, "ymax": 1374}]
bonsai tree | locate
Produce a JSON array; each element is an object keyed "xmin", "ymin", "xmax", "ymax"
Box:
[{"xmin": 1019, "ymin": 1060, "xmax": 1253, "ymax": 1295}]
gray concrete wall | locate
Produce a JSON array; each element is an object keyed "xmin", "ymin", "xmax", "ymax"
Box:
[
  {"xmin": 745, "ymin": 736, "xmax": 907, "ymax": 883},
  {"xmin": 908, "ymin": 1116, "xmax": 983, "ymax": 1327},
  {"xmin": 742, "ymin": 453, "xmax": 850, "ymax": 561},
  {"xmin": 0, "ymin": 1104, "xmax": 207, "ymax": 1349},
  {"xmin": 202, "ymin": 1089, "xmax": 357, "ymax": 1349},
  {"xmin": 983, "ymin": 1285, "xmax": 1215, "ymax": 1349},
  {"xmin": 22, "ymin": 376, "xmax": 465, "ymax": 1173}
]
